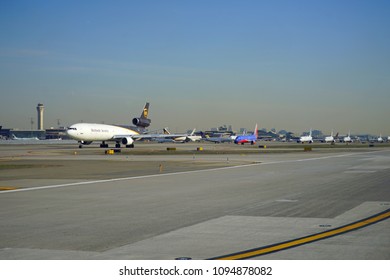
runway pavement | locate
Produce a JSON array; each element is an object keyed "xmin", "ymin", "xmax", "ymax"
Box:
[{"xmin": 0, "ymin": 142, "xmax": 389, "ymax": 259}]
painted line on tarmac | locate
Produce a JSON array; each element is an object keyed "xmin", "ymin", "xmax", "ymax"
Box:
[
  {"xmin": 0, "ymin": 187, "xmax": 17, "ymax": 191},
  {"xmin": 210, "ymin": 208, "xmax": 390, "ymax": 260},
  {"xmin": 0, "ymin": 164, "xmax": 259, "ymax": 194},
  {"xmin": 0, "ymin": 150, "xmax": 381, "ymax": 194}
]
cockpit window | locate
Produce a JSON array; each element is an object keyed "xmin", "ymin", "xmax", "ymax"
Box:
[{"xmin": 67, "ymin": 127, "xmax": 77, "ymax": 130}]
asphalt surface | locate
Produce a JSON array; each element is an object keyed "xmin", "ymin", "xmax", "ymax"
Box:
[{"xmin": 0, "ymin": 141, "xmax": 389, "ymax": 259}]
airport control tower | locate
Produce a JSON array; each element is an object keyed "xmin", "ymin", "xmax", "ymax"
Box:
[{"xmin": 36, "ymin": 103, "xmax": 44, "ymax": 130}]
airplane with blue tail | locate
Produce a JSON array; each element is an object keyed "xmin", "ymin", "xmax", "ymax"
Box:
[{"xmin": 234, "ymin": 124, "xmax": 258, "ymax": 145}]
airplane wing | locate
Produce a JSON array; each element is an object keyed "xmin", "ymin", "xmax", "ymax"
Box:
[
  {"xmin": 131, "ymin": 133, "xmax": 189, "ymax": 140},
  {"xmin": 111, "ymin": 128, "xmax": 198, "ymax": 143},
  {"xmin": 132, "ymin": 128, "xmax": 199, "ymax": 142}
]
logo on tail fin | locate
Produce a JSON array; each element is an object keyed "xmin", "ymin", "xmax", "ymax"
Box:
[{"xmin": 142, "ymin": 103, "xmax": 149, "ymax": 118}]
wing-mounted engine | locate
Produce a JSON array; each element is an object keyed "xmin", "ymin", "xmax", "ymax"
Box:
[{"xmin": 121, "ymin": 137, "xmax": 134, "ymax": 145}]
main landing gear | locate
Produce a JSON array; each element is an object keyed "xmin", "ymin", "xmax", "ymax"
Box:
[{"xmin": 100, "ymin": 141, "xmax": 109, "ymax": 148}]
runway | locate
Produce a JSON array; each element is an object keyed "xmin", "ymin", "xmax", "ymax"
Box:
[{"xmin": 0, "ymin": 142, "xmax": 389, "ymax": 259}]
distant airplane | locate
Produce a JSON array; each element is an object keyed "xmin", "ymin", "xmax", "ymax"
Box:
[
  {"xmin": 343, "ymin": 131, "xmax": 353, "ymax": 143},
  {"xmin": 377, "ymin": 134, "xmax": 384, "ymax": 143},
  {"xmin": 203, "ymin": 133, "xmax": 234, "ymax": 143},
  {"xmin": 161, "ymin": 128, "xmax": 202, "ymax": 142},
  {"xmin": 299, "ymin": 129, "xmax": 313, "ymax": 144},
  {"xmin": 324, "ymin": 130, "xmax": 338, "ymax": 143},
  {"xmin": 11, "ymin": 134, "xmax": 39, "ymax": 141},
  {"xmin": 234, "ymin": 124, "xmax": 258, "ymax": 145}
]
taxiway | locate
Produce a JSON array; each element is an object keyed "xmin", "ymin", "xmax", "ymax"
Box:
[{"xmin": 0, "ymin": 142, "xmax": 389, "ymax": 259}]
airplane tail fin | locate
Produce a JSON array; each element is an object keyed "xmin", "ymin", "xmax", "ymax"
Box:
[
  {"xmin": 163, "ymin": 128, "xmax": 171, "ymax": 135},
  {"xmin": 190, "ymin": 128, "xmax": 196, "ymax": 136},
  {"xmin": 254, "ymin": 124, "xmax": 258, "ymax": 138},
  {"xmin": 141, "ymin": 102, "xmax": 150, "ymax": 119},
  {"xmin": 199, "ymin": 132, "xmax": 206, "ymax": 138},
  {"xmin": 132, "ymin": 102, "xmax": 151, "ymax": 129}
]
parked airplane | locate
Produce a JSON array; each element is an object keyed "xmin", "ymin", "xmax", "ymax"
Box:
[
  {"xmin": 343, "ymin": 131, "xmax": 353, "ymax": 143},
  {"xmin": 377, "ymin": 134, "xmax": 384, "ymax": 143},
  {"xmin": 299, "ymin": 129, "xmax": 313, "ymax": 144},
  {"xmin": 234, "ymin": 124, "xmax": 258, "ymax": 145},
  {"xmin": 324, "ymin": 130, "xmax": 338, "ymax": 143},
  {"xmin": 203, "ymin": 133, "xmax": 235, "ymax": 143},
  {"xmin": 162, "ymin": 128, "xmax": 202, "ymax": 142},
  {"xmin": 11, "ymin": 134, "xmax": 40, "ymax": 141}
]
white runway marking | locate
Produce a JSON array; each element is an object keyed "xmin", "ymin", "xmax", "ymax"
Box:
[{"xmin": 1, "ymin": 150, "xmax": 386, "ymax": 194}]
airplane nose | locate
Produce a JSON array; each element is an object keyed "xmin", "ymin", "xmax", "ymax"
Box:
[{"xmin": 66, "ymin": 127, "xmax": 75, "ymax": 137}]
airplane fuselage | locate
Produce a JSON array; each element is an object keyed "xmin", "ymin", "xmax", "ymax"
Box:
[
  {"xmin": 299, "ymin": 129, "xmax": 313, "ymax": 143},
  {"xmin": 343, "ymin": 137, "xmax": 352, "ymax": 143},
  {"xmin": 299, "ymin": 136, "xmax": 313, "ymax": 143},
  {"xmin": 234, "ymin": 135, "xmax": 257, "ymax": 145},
  {"xmin": 66, "ymin": 123, "xmax": 139, "ymax": 142},
  {"xmin": 324, "ymin": 136, "xmax": 334, "ymax": 143}
]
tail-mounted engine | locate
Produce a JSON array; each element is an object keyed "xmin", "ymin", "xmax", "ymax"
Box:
[{"xmin": 132, "ymin": 117, "xmax": 151, "ymax": 128}]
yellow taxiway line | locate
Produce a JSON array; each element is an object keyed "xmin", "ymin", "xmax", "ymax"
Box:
[
  {"xmin": 0, "ymin": 187, "xmax": 18, "ymax": 191},
  {"xmin": 212, "ymin": 208, "xmax": 390, "ymax": 260}
]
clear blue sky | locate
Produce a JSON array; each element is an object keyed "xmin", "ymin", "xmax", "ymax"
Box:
[{"xmin": 1, "ymin": 0, "xmax": 389, "ymax": 135}]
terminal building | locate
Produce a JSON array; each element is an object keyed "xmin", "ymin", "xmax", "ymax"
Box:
[
  {"xmin": 0, "ymin": 103, "xmax": 70, "ymax": 140},
  {"xmin": 0, "ymin": 126, "xmax": 69, "ymax": 140}
]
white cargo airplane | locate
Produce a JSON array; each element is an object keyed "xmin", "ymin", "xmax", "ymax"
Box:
[
  {"xmin": 66, "ymin": 103, "xmax": 200, "ymax": 148},
  {"xmin": 299, "ymin": 129, "xmax": 313, "ymax": 144},
  {"xmin": 66, "ymin": 123, "xmax": 140, "ymax": 148},
  {"xmin": 67, "ymin": 103, "xmax": 154, "ymax": 148}
]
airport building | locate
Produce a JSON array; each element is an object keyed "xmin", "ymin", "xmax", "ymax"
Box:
[
  {"xmin": 37, "ymin": 103, "xmax": 44, "ymax": 130},
  {"xmin": 0, "ymin": 126, "xmax": 69, "ymax": 140},
  {"xmin": 0, "ymin": 103, "xmax": 70, "ymax": 140}
]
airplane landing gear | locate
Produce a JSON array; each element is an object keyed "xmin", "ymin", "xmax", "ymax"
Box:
[{"xmin": 100, "ymin": 142, "xmax": 109, "ymax": 148}]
